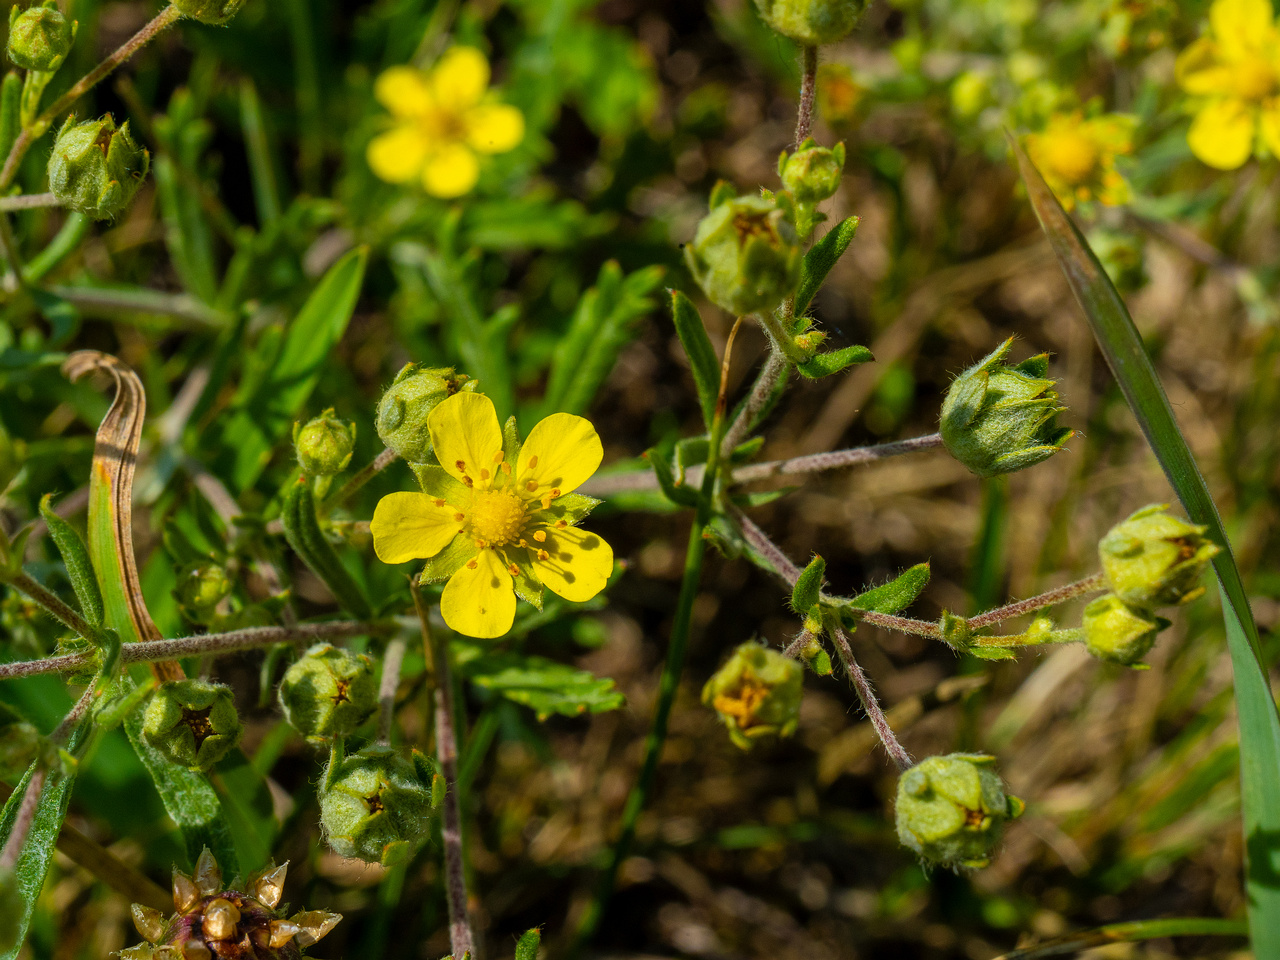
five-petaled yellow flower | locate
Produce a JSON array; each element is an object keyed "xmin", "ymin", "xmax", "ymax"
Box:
[
  {"xmin": 1176, "ymin": 0, "xmax": 1280, "ymax": 170},
  {"xmin": 367, "ymin": 46, "xmax": 525, "ymax": 198},
  {"xmin": 371, "ymin": 392, "xmax": 613, "ymax": 639},
  {"xmin": 1024, "ymin": 111, "xmax": 1136, "ymax": 210}
]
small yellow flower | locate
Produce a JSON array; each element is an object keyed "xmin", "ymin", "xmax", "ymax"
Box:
[
  {"xmin": 1176, "ymin": 0, "xmax": 1280, "ymax": 170},
  {"xmin": 1024, "ymin": 111, "xmax": 1136, "ymax": 209},
  {"xmin": 370, "ymin": 392, "xmax": 613, "ymax": 639},
  {"xmin": 367, "ymin": 47, "xmax": 525, "ymax": 198}
]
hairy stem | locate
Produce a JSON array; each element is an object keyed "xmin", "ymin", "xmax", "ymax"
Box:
[
  {"xmin": 0, "ymin": 620, "xmax": 383, "ymax": 680},
  {"xmin": 0, "ymin": 192, "xmax": 59, "ymax": 211},
  {"xmin": 4, "ymin": 570, "xmax": 105, "ymax": 644},
  {"xmin": 795, "ymin": 45, "xmax": 818, "ymax": 147},
  {"xmin": 720, "ymin": 347, "xmax": 788, "ymax": 455},
  {"xmin": 966, "ymin": 573, "xmax": 1108, "ymax": 628},
  {"xmin": 830, "ymin": 627, "xmax": 913, "ymax": 771},
  {"xmin": 324, "ymin": 447, "xmax": 398, "ymax": 512},
  {"xmin": 0, "ymin": 767, "xmax": 45, "ymax": 873},
  {"xmin": 376, "ymin": 636, "xmax": 406, "ymax": 745},
  {"xmin": 414, "ymin": 581, "xmax": 475, "ymax": 960}
]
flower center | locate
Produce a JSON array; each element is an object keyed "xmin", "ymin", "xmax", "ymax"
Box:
[
  {"xmin": 1041, "ymin": 129, "xmax": 1098, "ymax": 184},
  {"xmin": 420, "ymin": 106, "xmax": 468, "ymax": 143},
  {"xmin": 468, "ymin": 488, "xmax": 527, "ymax": 547},
  {"xmin": 1234, "ymin": 57, "xmax": 1276, "ymax": 100}
]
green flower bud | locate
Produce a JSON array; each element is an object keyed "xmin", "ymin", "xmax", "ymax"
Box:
[
  {"xmin": 753, "ymin": 0, "xmax": 867, "ymax": 45},
  {"xmin": 376, "ymin": 364, "xmax": 478, "ymax": 464},
  {"xmin": 278, "ymin": 643, "xmax": 378, "ymax": 743},
  {"xmin": 778, "ymin": 139, "xmax": 845, "ymax": 205},
  {"xmin": 319, "ymin": 744, "xmax": 433, "ymax": 865},
  {"xmin": 293, "ymin": 409, "xmax": 356, "ymax": 476},
  {"xmin": 47, "ymin": 115, "xmax": 149, "ymax": 221},
  {"xmin": 0, "ymin": 869, "xmax": 19, "ymax": 954},
  {"xmin": 7, "ymin": 2, "xmax": 74, "ymax": 73},
  {"xmin": 142, "ymin": 680, "xmax": 243, "ymax": 771},
  {"xmin": 1082, "ymin": 593, "xmax": 1168, "ymax": 665},
  {"xmin": 175, "ymin": 562, "xmax": 232, "ymax": 624},
  {"xmin": 701, "ymin": 641, "xmax": 804, "ymax": 750},
  {"xmin": 684, "ymin": 189, "xmax": 802, "ymax": 316},
  {"xmin": 939, "ymin": 338, "xmax": 1073, "ymax": 478},
  {"xmin": 895, "ymin": 753, "xmax": 1024, "ymax": 870},
  {"xmin": 172, "ymin": 0, "xmax": 246, "ymax": 26},
  {"xmin": 1099, "ymin": 504, "xmax": 1220, "ymax": 608},
  {"xmin": 0, "ymin": 702, "xmax": 40, "ymax": 782}
]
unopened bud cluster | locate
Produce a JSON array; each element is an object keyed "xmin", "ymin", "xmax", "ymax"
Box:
[
  {"xmin": 278, "ymin": 643, "xmax": 378, "ymax": 743},
  {"xmin": 702, "ymin": 642, "xmax": 804, "ymax": 750},
  {"xmin": 1083, "ymin": 504, "xmax": 1219, "ymax": 665},
  {"xmin": 122, "ymin": 848, "xmax": 340, "ymax": 959},
  {"xmin": 895, "ymin": 753, "xmax": 1024, "ymax": 869},
  {"xmin": 376, "ymin": 363, "xmax": 478, "ymax": 463}
]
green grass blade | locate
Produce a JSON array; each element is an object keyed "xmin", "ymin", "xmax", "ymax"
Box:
[
  {"xmin": 671, "ymin": 290, "xmax": 721, "ymax": 429},
  {"xmin": 1013, "ymin": 137, "xmax": 1280, "ymax": 956},
  {"xmin": 993, "ymin": 917, "xmax": 1247, "ymax": 959}
]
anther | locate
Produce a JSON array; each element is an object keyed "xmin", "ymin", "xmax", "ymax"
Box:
[
  {"xmin": 466, "ymin": 559, "xmax": 479, "ymax": 569},
  {"xmin": 492, "ymin": 450, "xmax": 504, "ymax": 463},
  {"xmin": 526, "ymin": 480, "xmax": 538, "ymax": 492},
  {"xmin": 533, "ymin": 531, "xmax": 547, "ymax": 542},
  {"xmin": 556, "ymin": 520, "xmax": 568, "ymax": 529},
  {"xmin": 474, "ymin": 539, "xmax": 487, "ymax": 549},
  {"xmin": 508, "ymin": 563, "xmax": 519, "ymax": 575},
  {"xmin": 541, "ymin": 495, "xmax": 552, "ymax": 510},
  {"xmin": 434, "ymin": 498, "xmax": 446, "ymax": 507},
  {"xmin": 463, "ymin": 476, "xmax": 474, "ymax": 487},
  {"xmin": 537, "ymin": 549, "xmax": 549, "ymax": 561},
  {"xmin": 502, "ymin": 462, "xmax": 512, "ymax": 475},
  {"xmin": 528, "ymin": 455, "xmax": 538, "ymax": 468},
  {"xmin": 480, "ymin": 468, "xmax": 490, "ymax": 480},
  {"xmin": 550, "ymin": 487, "xmax": 561, "ymax": 498},
  {"xmin": 518, "ymin": 538, "xmax": 528, "ymax": 548},
  {"xmin": 454, "ymin": 513, "xmax": 466, "ymax": 523},
  {"xmin": 455, "ymin": 460, "xmax": 467, "ymax": 473}
]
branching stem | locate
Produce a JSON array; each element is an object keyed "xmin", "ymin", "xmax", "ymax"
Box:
[{"xmin": 967, "ymin": 573, "xmax": 1108, "ymax": 628}]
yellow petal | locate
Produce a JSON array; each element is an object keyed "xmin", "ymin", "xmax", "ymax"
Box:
[
  {"xmin": 517, "ymin": 413, "xmax": 603, "ymax": 498},
  {"xmin": 531, "ymin": 525, "xmax": 613, "ymax": 603},
  {"xmin": 431, "ymin": 47, "xmax": 489, "ymax": 109},
  {"xmin": 375, "ymin": 66, "xmax": 433, "ymax": 116},
  {"xmin": 371, "ymin": 492, "xmax": 463, "ymax": 564},
  {"xmin": 422, "ymin": 142, "xmax": 480, "ymax": 198},
  {"xmin": 1176, "ymin": 38, "xmax": 1235, "ymax": 95},
  {"xmin": 466, "ymin": 103, "xmax": 524, "ymax": 155},
  {"xmin": 1259, "ymin": 101, "xmax": 1280, "ymax": 156},
  {"xmin": 367, "ymin": 126, "xmax": 430, "ymax": 184},
  {"xmin": 1188, "ymin": 98, "xmax": 1256, "ymax": 169},
  {"xmin": 428, "ymin": 392, "xmax": 504, "ymax": 488},
  {"xmin": 441, "ymin": 548, "xmax": 515, "ymax": 638},
  {"xmin": 1210, "ymin": 0, "xmax": 1275, "ymax": 59}
]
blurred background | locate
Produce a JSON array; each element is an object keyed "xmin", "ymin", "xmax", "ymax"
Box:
[{"xmin": 0, "ymin": 0, "xmax": 1277, "ymax": 957}]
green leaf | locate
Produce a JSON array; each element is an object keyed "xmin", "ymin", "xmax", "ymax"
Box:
[
  {"xmin": 795, "ymin": 215, "xmax": 860, "ymax": 315},
  {"xmin": 670, "ymin": 290, "xmax": 721, "ymax": 429},
  {"xmin": 154, "ymin": 155, "xmax": 218, "ymax": 304},
  {"xmin": 216, "ymin": 247, "xmax": 368, "ymax": 492},
  {"xmin": 39, "ymin": 494, "xmax": 102, "ymax": 628},
  {"xmin": 792, "ymin": 555, "xmax": 825, "ymax": 613},
  {"xmin": 645, "ymin": 446, "xmax": 700, "ymax": 508},
  {"xmin": 992, "ymin": 917, "xmax": 1246, "ymax": 959},
  {"xmin": 1014, "ymin": 136, "xmax": 1280, "ymax": 956},
  {"xmin": 124, "ymin": 707, "xmax": 239, "ymax": 873},
  {"xmin": 0, "ymin": 72, "xmax": 18, "ymax": 167},
  {"xmin": 849, "ymin": 563, "xmax": 931, "ymax": 615},
  {"xmin": 280, "ymin": 478, "xmax": 372, "ymax": 619},
  {"xmin": 514, "ymin": 928, "xmax": 542, "ymax": 960},
  {"xmin": 466, "ymin": 653, "xmax": 624, "ymax": 720},
  {"xmin": 796, "ymin": 343, "xmax": 874, "ymax": 379}
]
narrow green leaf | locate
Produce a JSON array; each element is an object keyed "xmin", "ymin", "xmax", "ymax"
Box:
[
  {"xmin": 280, "ymin": 478, "xmax": 372, "ymax": 619},
  {"xmin": 514, "ymin": 928, "xmax": 542, "ymax": 960},
  {"xmin": 670, "ymin": 290, "xmax": 721, "ymax": 429},
  {"xmin": 645, "ymin": 447, "xmax": 700, "ymax": 508},
  {"xmin": 1013, "ymin": 136, "xmax": 1280, "ymax": 956},
  {"xmin": 217, "ymin": 247, "xmax": 368, "ymax": 491},
  {"xmin": 39, "ymin": 494, "xmax": 102, "ymax": 628},
  {"xmin": 796, "ymin": 343, "xmax": 874, "ymax": 379},
  {"xmin": 992, "ymin": 917, "xmax": 1246, "ymax": 960},
  {"xmin": 792, "ymin": 555, "xmax": 825, "ymax": 613},
  {"xmin": 239, "ymin": 78, "xmax": 281, "ymax": 227},
  {"xmin": 795, "ymin": 215, "xmax": 860, "ymax": 315},
  {"xmin": 849, "ymin": 562, "xmax": 931, "ymax": 615},
  {"xmin": 465, "ymin": 654, "xmax": 624, "ymax": 720},
  {"xmin": 154, "ymin": 155, "xmax": 218, "ymax": 303},
  {"xmin": 0, "ymin": 72, "xmax": 18, "ymax": 166}
]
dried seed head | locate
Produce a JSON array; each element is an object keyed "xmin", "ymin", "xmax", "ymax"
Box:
[
  {"xmin": 193, "ymin": 848, "xmax": 222, "ymax": 897},
  {"xmin": 132, "ymin": 903, "xmax": 166, "ymax": 943},
  {"xmin": 182, "ymin": 942, "xmax": 212, "ymax": 960},
  {"xmin": 292, "ymin": 910, "xmax": 343, "ymax": 948},
  {"xmin": 267, "ymin": 919, "xmax": 301, "ymax": 948},
  {"xmin": 172, "ymin": 870, "xmax": 199, "ymax": 913},
  {"xmin": 201, "ymin": 898, "xmax": 240, "ymax": 941},
  {"xmin": 247, "ymin": 862, "xmax": 288, "ymax": 910}
]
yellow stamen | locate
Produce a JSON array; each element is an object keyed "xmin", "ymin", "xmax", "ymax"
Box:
[
  {"xmin": 525, "ymin": 480, "xmax": 538, "ymax": 492},
  {"xmin": 466, "ymin": 558, "xmax": 478, "ymax": 570},
  {"xmin": 528, "ymin": 455, "xmax": 538, "ymax": 469},
  {"xmin": 480, "ymin": 468, "xmax": 490, "ymax": 481},
  {"xmin": 492, "ymin": 450, "xmax": 504, "ymax": 463},
  {"xmin": 454, "ymin": 513, "xmax": 466, "ymax": 523},
  {"xmin": 537, "ymin": 549, "xmax": 549, "ymax": 561},
  {"xmin": 533, "ymin": 531, "xmax": 546, "ymax": 542},
  {"xmin": 434, "ymin": 498, "xmax": 446, "ymax": 507},
  {"xmin": 467, "ymin": 488, "xmax": 528, "ymax": 546}
]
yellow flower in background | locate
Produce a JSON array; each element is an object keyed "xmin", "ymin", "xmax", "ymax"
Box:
[
  {"xmin": 370, "ymin": 392, "xmax": 613, "ymax": 639},
  {"xmin": 1024, "ymin": 111, "xmax": 1136, "ymax": 209},
  {"xmin": 367, "ymin": 47, "xmax": 525, "ymax": 198},
  {"xmin": 1176, "ymin": 0, "xmax": 1280, "ymax": 170}
]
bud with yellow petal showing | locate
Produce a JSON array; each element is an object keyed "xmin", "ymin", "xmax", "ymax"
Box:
[
  {"xmin": 701, "ymin": 641, "xmax": 804, "ymax": 750},
  {"xmin": 1099, "ymin": 504, "xmax": 1219, "ymax": 608},
  {"xmin": 895, "ymin": 753, "xmax": 1024, "ymax": 869}
]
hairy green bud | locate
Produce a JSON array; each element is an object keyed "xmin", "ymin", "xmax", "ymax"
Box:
[
  {"xmin": 895, "ymin": 753, "xmax": 1024, "ymax": 869},
  {"xmin": 175, "ymin": 562, "xmax": 232, "ymax": 624},
  {"xmin": 319, "ymin": 745, "xmax": 433, "ymax": 865},
  {"xmin": 0, "ymin": 869, "xmax": 19, "ymax": 954},
  {"xmin": 47, "ymin": 115, "xmax": 149, "ymax": 220},
  {"xmin": 278, "ymin": 643, "xmax": 378, "ymax": 743},
  {"xmin": 778, "ymin": 138, "xmax": 845, "ymax": 205},
  {"xmin": 1099, "ymin": 504, "xmax": 1220, "ymax": 608},
  {"xmin": 142, "ymin": 680, "xmax": 243, "ymax": 771},
  {"xmin": 172, "ymin": 0, "xmax": 246, "ymax": 26},
  {"xmin": 376, "ymin": 364, "xmax": 478, "ymax": 464},
  {"xmin": 1082, "ymin": 593, "xmax": 1168, "ymax": 665},
  {"xmin": 684, "ymin": 190, "xmax": 802, "ymax": 315},
  {"xmin": 701, "ymin": 641, "xmax": 804, "ymax": 750},
  {"xmin": 0, "ymin": 702, "xmax": 40, "ymax": 782},
  {"xmin": 293, "ymin": 409, "xmax": 356, "ymax": 477},
  {"xmin": 939, "ymin": 338, "xmax": 1073, "ymax": 478},
  {"xmin": 7, "ymin": 2, "xmax": 74, "ymax": 73},
  {"xmin": 753, "ymin": 0, "xmax": 867, "ymax": 45}
]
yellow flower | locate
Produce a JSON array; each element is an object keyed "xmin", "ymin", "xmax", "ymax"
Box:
[
  {"xmin": 1176, "ymin": 0, "xmax": 1280, "ymax": 170},
  {"xmin": 1024, "ymin": 111, "xmax": 1136, "ymax": 210},
  {"xmin": 370, "ymin": 392, "xmax": 613, "ymax": 639},
  {"xmin": 367, "ymin": 47, "xmax": 525, "ymax": 198}
]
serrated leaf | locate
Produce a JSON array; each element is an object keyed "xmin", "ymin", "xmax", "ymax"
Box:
[
  {"xmin": 515, "ymin": 928, "xmax": 542, "ymax": 960},
  {"xmin": 467, "ymin": 654, "xmax": 624, "ymax": 720},
  {"xmin": 796, "ymin": 215, "xmax": 860, "ymax": 315},
  {"xmin": 671, "ymin": 290, "xmax": 721, "ymax": 429},
  {"xmin": 792, "ymin": 555, "xmax": 825, "ymax": 613},
  {"xmin": 1015, "ymin": 135, "xmax": 1280, "ymax": 955},
  {"xmin": 848, "ymin": 563, "xmax": 931, "ymax": 615},
  {"xmin": 796, "ymin": 343, "xmax": 874, "ymax": 379}
]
